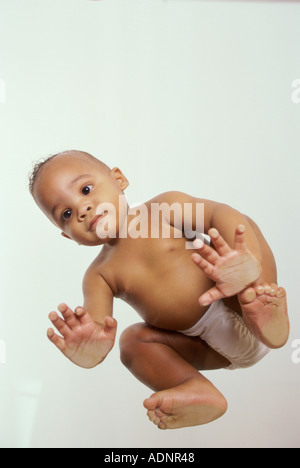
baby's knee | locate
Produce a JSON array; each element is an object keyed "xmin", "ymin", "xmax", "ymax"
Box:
[{"xmin": 119, "ymin": 323, "xmax": 153, "ymax": 367}]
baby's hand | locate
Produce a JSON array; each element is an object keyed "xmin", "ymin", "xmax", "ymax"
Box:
[
  {"xmin": 192, "ymin": 225, "xmax": 262, "ymax": 306},
  {"xmin": 47, "ymin": 304, "xmax": 117, "ymax": 369}
]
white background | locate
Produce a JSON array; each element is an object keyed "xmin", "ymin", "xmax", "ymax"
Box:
[{"xmin": 0, "ymin": 0, "xmax": 299, "ymax": 448}]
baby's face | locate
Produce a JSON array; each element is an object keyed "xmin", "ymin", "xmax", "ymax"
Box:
[{"xmin": 33, "ymin": 153, "xmax": 129, "ymax": 246}]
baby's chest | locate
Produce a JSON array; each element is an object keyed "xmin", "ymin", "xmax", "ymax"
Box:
[{"xmin": 107, "ymin": 245, "xmax": 212, "ymax": 329}]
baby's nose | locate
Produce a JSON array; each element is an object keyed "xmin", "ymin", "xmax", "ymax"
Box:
[{"xmin": 79, "ymin": 205, "xmax": 92, "ymax": 220}]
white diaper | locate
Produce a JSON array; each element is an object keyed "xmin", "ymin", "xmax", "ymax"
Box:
[{"xmin": 179, "ymin": 300, "xmax": 270, "ymax": 370}]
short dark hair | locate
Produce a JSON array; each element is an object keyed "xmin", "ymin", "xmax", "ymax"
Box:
[
  {"xmin": 28, "ymin": 153, "xmax": 60, "ymax": 196},
  {"xmin": 28, "ymin": 150, "xmax": 109, "ymax": 197}
]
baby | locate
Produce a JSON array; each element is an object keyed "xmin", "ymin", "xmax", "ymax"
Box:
[{"xmin": 29, "ymin": 150, "xmax": 289, "ymax": 430}]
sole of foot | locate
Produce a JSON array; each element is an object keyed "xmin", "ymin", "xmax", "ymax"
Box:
[
  {"xmin": 144, "ymin": 379, "xmax": 227, "ymax": 430},
  {"xmin": 239, "ymin": 283, "xmax": 289, "ymax": 349}
]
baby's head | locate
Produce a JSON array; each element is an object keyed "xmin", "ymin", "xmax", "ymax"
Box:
[{"xmin": 29, "ymin": 150, "xmax": 129, "ymax": 246}]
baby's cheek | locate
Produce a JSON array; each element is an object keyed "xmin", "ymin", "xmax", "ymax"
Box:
[{"xmin": 96, "ymin": 214, "xmax": 117, "ymax": 240}]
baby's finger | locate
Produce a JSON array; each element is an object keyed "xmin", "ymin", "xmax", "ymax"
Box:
[
  {"xmin": 191, "ymin": 253, "xmax": 214, "ymax": 277},
  {"xmin": 103, "ymin": 316, "xmax": 118, "ymax": 332},
  {"xmin": 47, "ymin": 328, "xmax": 66, "ymax": 353},
  {"xmin": 75, "ymin": 306, "xmax": 93, "ymax": 325},
  {"xmin": 208, "ymin": 229, "xmax": 232, "ymax": 257},
  {"xmin": 58, "ymin": 303, "xmax": 80, "ymax": 329},
  {"xmin": 198, "ymin": 287, "xmax": 225, "ymax": 307},
  {"xmin": 193, "ymin": 239, "xmax": 219, "ymax": 265},
  {"xmin": 234, "ymin": 225, "xmax": 247, "ymax": 252},
  {"xmin": 48, "ymin": 311, "xmax": 71, "ymax": 338}
]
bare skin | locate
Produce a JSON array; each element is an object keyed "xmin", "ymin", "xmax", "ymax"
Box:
[
  {"xmin": 239, "ymin": 283, "xmax": 289, "ymax": 349},
  {"xmin": 191, "ymin": 226, "xmax": 289, "ymax": 349},
  {"xmin": 139, "ymin": 228, "xmax": 288, "ymax": 430},
  {"xmin": 32, "ymin": 151, "xmax": 289, "ymax": 430},
  {"xmin": 47, "ymin": 305, "xmax": 117, "ymax": 369}
]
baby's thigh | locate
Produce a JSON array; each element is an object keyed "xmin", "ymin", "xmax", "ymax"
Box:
[
  {"xmin": 246, "ymin": 216, "xmax": 277, "ymax": 283},
  {"xmin": 121, "ymin": 323, "xmax": 230, "ymax": 371},
  {"xmin": 163, "ymin": 329, "xmax": 230, "ymax": 370}
]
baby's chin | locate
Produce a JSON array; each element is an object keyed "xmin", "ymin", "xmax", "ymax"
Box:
[{"xmin": 75, "ymin": 235, "xmax": 114, "ymax": 247}]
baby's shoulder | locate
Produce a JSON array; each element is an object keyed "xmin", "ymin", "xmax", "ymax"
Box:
[
  {"xmin": 85, "ymin": 247, "xmax": 110, "ymax": 276},
  {"xmin": 147, "ymin": 191, "xmax": 190, "ymax": 205}
]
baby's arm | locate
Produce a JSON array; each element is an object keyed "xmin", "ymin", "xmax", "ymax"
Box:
[
  {"xmin": 47, "ymin": 266, "xmax": 116, "ymax": 369},
  {"xmin": 160, "ymin": 192, "xmax": 263, "ymax": 304},
  {"xmin": 159, "ymin": 191, "xmax": 262, "ymax": 261},
  {"xmin": 210, "ymin": 203, "xmax": 263, "ymax": 263}
]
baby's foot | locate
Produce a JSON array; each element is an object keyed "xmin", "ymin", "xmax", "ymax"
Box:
[
  {"xmin": 143, "ymin": 378, "xmax": 227, "ymax": 430},
  {"xmin": 239, "ymin": 283, "xmax": 289, "ymax": 349}
]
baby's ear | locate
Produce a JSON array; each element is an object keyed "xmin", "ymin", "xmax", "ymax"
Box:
[
  {"xmin": 111, "ymin": 167, "xmax": 129, "ymax": 191},
  {"xmin": 61, "ymin": 232, "xmax": 72, "ymax": 240}
]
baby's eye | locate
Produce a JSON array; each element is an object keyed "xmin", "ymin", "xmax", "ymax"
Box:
[
  {"xmin": 82, "ymin": 185, "xmax": 92, "ymax": 195},
  {"xmin": 62, "ymin": 209, "xmax": 72, "ymax": 220}
]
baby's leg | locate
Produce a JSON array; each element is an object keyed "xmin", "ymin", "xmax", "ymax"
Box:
[
  {"xmin": 197, "ymin": 219, "xmax": 289, "ymax": 349},
  {"xmin": 119, "ymin": 323, "xmax": 229, "ymax": 430},
  {"xmin": 238, "ymin": 217, "xmax": 289, "ymax": 348}
]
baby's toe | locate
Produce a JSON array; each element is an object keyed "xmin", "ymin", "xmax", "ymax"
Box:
[
  {"xmin": 255, "ymin": 285, "xmax": 265, "ymax": 296},
  {"xmin": 262, "ymin": 283, "xmax": 272, "ymax": 294},
  {"xmin": 276, "ymin": 287, "xmax": 286, "ymax": 298},
  {"xmin": 147, "ymin": 410, "xmax": 157, "ymax": 423},
  {"xmin": 158, "ymin": 421, "xmax": 167, "ymax": 430},
  {"xmin": 239, "ymin": 287, "xmax": 257, "ymax": 304},
  {"xmin": 269, "ymin": 283, "xmax": 279, "ymax": 296}
]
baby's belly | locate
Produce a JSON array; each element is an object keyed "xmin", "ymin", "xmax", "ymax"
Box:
[{"xmin": 119, "ymin": 261, "xmax": 214, "ymax": 331}]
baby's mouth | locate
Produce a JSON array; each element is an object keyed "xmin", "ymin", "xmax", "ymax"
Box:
[{"xmin": 89, "ymin": 213, "xmax": 105, "ymax": 231}]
